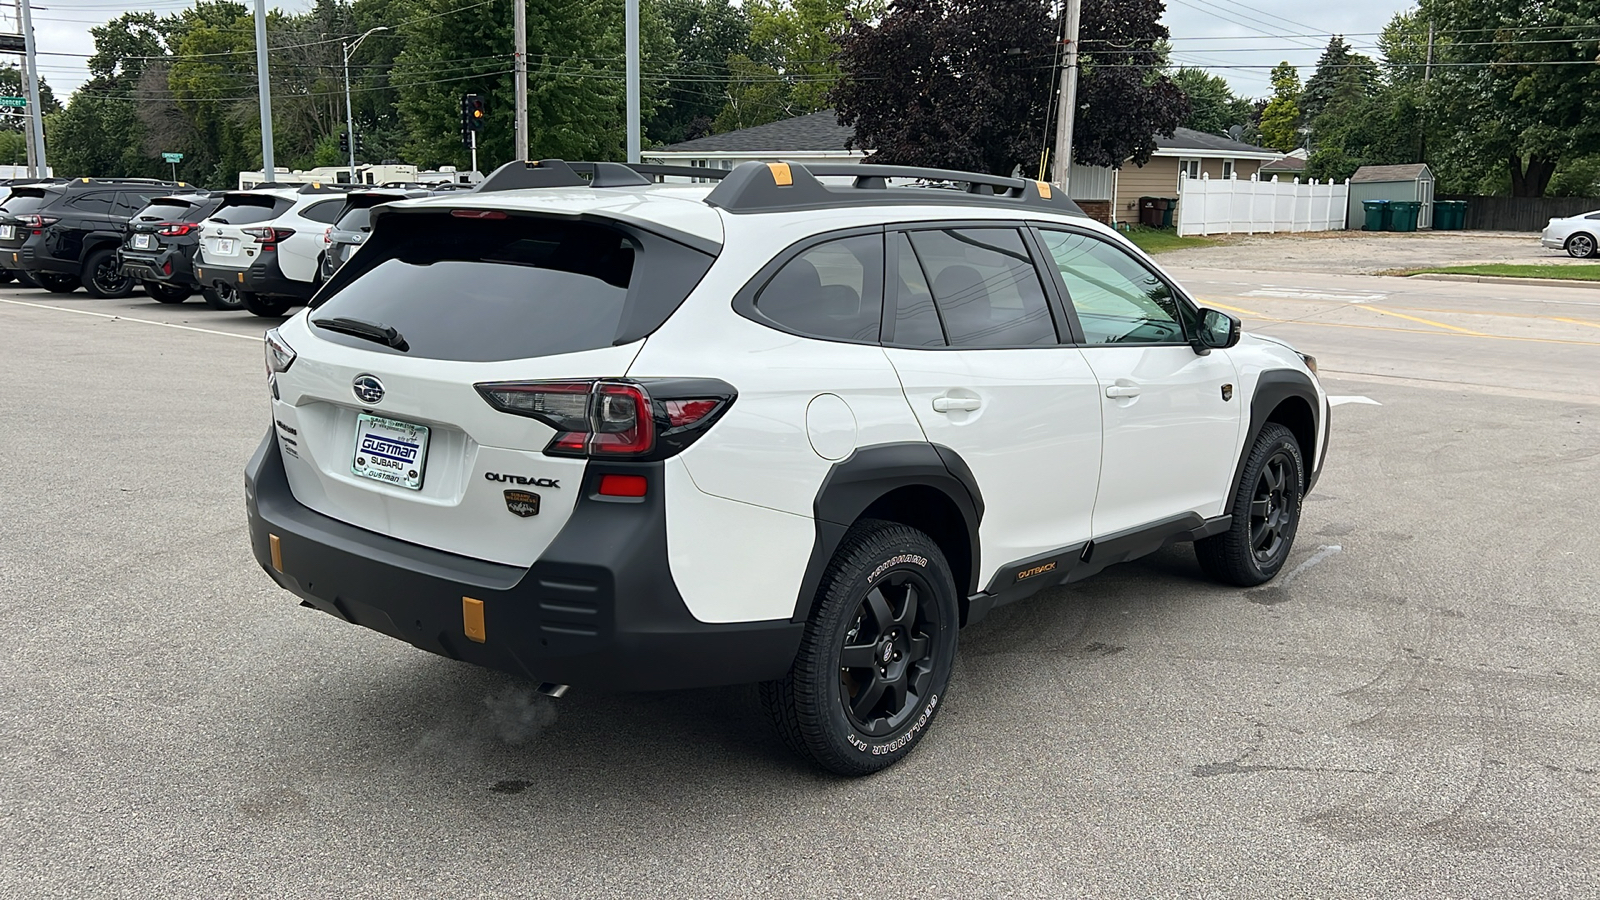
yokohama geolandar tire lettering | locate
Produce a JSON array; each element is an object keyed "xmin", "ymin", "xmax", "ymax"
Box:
[
  {"xmin": 1196, "ymin": 422, "xmax": 1305, "ymax": 586},
  {"xmin": 759, "ymin": 519, "xmax": 959, "ymax": 776}
]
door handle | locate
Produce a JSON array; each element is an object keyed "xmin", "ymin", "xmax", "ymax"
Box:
[
  {"xmin": 932, "ymin": 395, "xmax": 982, "ymax": 413},
  {"xmin": 1104, "ymin": 384, "xmax": 1142, "ymax": 399}
]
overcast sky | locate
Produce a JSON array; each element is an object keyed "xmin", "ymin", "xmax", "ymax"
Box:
[{"xmin": 15, "ymin": 0, "xmax": 1417, "ymax": 100}]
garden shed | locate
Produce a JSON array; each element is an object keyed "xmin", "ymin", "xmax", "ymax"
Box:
[{"xmin": 1346, "ymin": 164, "xmax": 1435, "ymax": 229}]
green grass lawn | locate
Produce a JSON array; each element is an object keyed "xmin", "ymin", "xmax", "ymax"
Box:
[
  {"xmin": 1121, "ymin": 227, "xmax": 1219, "ymax": 254},
  {"xmin": 1402, "ymin": 263, "xmax": 1600, "ymax": 281}
]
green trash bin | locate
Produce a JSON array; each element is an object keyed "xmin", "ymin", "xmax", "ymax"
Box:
[
  {"xmin": 1362, "ymin": 199, "xmax": 1391, "ymax": 232},
  {"xmin": 1159, "ymin": 198, "xmax": 1176, "ymax": 229},
  {"xmin": 1390, "ymin": 201, "xmax": 1420, "ymax": 232},
  {"xmin": 1438, "ymin": 200, "xmax": 1467, "ymax": 230}
]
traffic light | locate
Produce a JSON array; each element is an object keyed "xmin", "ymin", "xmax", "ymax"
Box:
[
  {"xmin": 355, "ymin": 133, "xmax": 365, "ymax": 154},
  {"xmin": 461, "ymin": 93, "xmax": 485, "ymax": 132},
  {"xmin": 339, "ymin": 131, "xmax": 350, "ymax": 154}
]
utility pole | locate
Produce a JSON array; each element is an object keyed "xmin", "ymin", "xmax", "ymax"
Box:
[
  {"xmin": 625, "ymin": 0, "xmax": 639, "ymax": 163},
  {"xmin": 20, "ymin": 0, "xmax": 44, "ymax": 177},
  {"xmin": 343, "ymin": 27, "xmax": 389, "ymax": 184},
  {"xmin": 513, "ymin": 0, "xmax": 528, "ymax": 161},
  {"xmin": 1424, "ymin": 21, "xmax": 1434, "ymax": 83},
  {"xmin": 253, "ymin": 0, "xmax": 275, "ymax": 182},
  {"xmin": 1050, "ymin": 0, "xmax": 1081, "ymax": 192}
]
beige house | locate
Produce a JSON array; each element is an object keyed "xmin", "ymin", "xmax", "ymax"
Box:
[{"xmin": 1087, "ymin": 128, "xmax": 1284, "ymax": 226}]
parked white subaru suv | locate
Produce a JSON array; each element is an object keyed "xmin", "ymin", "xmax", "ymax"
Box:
[
  {"xmin": 246, "ymin": 159, "xmax": 1329, "ymax": 775},
  {"xmin": 196, "ymin": 184, "xmax": 351, "ymax": 317}
]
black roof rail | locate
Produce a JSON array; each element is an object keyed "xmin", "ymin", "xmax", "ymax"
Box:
[
  {"xmin": 703, "ymin": 161, "xmax": 1085, "ymax": 216},
  {"xmin": 477, "ymin": 159, "xmax": 661, "ymax": 192},
  {"xmin": 296, "ymin": 182, "xmax": 356, "ymax": 194},
  {"xmin": 626, "ymin": 163, "xmax": 734, "ymax": 182}
]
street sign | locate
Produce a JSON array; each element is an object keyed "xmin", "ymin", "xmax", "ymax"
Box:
[
  {"xmin": 0, "ymin": 96, "xmax": 27, "ymax": 109},
  {"xmin": 161, "ymin": 152, "xmax": 183, "ymax": 163},
  {"xmin": 0, "ymin": 35, "xmax": 23, "ymax": 54}
]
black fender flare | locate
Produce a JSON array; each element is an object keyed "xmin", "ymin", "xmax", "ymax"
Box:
[
  {"xmin": 791, "ymin": 442, "xmax": 983, "ymax": 623},
  {"xmin": 81, "ymin": 231, "xmax": 127, "ymax": 263},
  {"xmin": 1228, "ymin": 368, "xmax": 1321, "ymax": 510}
]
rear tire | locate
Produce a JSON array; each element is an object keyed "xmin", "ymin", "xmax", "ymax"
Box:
[
  {"xmin": 759, "ymin": 519, "xmax": 958, "ymax": 776},
  {"xmin": 15, "ymin": 269, "xmax": 41, "ymax": 288},
  {"xmin": 1196, "ymin": 422, "xmax": 1305, "ymax": 587},
  {"xmin": 83, "ymin": 248, "xmax": 136, "ymax": 299},
  {"xmin": 202, "ymin": 283, "xmax": 246, "ymax": 311},
  {"xmin": 38, "ymin": 272, "xmax": 79, "ymax": 293},
  {"xmin": 146, "ymin": 282, "xmax": 191, "ymax": 304},
  {"xmin": 242, "ymin": 292, "xmax": 293, "ymax": 318},
  {"xmin": 1567, "ymin": 233, "xmax": 1598, "ymax": 259}
]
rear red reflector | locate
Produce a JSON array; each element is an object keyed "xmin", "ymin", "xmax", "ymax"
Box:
[
  {"xmin": 598, "ymin": 474, "xmax": 648, "ymax": 497},
  {"xmin": 664, "ymin": 399, "xmax": 719, "ymax": 428},
  {"xmin": 451, "ymin": 209, "xmax": 508, "ymax": 219}
]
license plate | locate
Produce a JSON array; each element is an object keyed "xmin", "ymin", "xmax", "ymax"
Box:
[
  {"xmin": 133, "ymin": 234, "xmax": 152, "ymax": 249},
  {"xmin": 0, "ymin": 225, "xmax": 13, "ymax": 240},
  {"xmin": 214, "ymin": 238, "xmax": 237, "ymax": 255},
  {"xmin": 351, "ymin": 413, "xmax": 430, "ymax": 490}
]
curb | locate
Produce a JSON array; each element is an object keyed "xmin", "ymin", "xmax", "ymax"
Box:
[{"xmin": 1406, "ymin": 273, "xmax": 1600, "ymax": 290}]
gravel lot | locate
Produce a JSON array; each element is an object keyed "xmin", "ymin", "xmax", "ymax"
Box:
[{"xmin": 1156, "ymin": 229, "xmax": 1594, "ymax": 275}]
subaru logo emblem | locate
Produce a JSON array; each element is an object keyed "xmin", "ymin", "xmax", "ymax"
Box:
[{"xmin": 352, "ymin": 374, "xmax": 385, "ymax": 404}]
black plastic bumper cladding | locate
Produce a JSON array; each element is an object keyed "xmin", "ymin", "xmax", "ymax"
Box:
[
  {"xmin": 198, "ymin": 253, "xmax": 312, "ymax": 301},
  {"xmin": 245, "ymin": 433, "xmax": 802, "ymax": 691}
]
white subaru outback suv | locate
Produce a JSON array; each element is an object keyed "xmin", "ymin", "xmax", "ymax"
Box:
[
  {"xmin": 246, "ymin": 159, "xmax": 1329, "ymax": 775},
  {"xmin": 196, "ymin": 184, "xmax": 350, "ymax": 317}
]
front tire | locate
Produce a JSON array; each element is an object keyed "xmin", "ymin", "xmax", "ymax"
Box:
[
  {"xmin": 38, "ymin": 272, "xmax": 79, "ymax": 293},
  {"xmin": 760, "ymin": 520, "xmax": 958, "ymax": 776},
  {"xmin": 1567, "ymin": 233, "xmax": 1598, "ymax": 259},
  {"xmin": 146, "ymin": 282, "xmax": 191, "ymax": 304},
  {"xmin": 242, "ymin": 292, "xmax": 293, "ymax": 317},
  {"xmin": 1196, "ymin": 422, "xmax": 1305, "ymax": 586},
  {"xmin": 83, "ymin": 248, "xmax": 136, "ymax": 299}
]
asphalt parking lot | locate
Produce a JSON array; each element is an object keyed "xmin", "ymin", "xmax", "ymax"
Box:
[{"xmin": 2, "ymin": 270, "xmax": 1598, "ymax": 898}]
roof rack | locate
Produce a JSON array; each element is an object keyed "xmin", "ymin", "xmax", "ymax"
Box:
[
  {"xmin": 477, "ymin": 159, "xmax": 738, "ymax": 192},
  {"xmin": 703, "ymin": 161, "xmax": 1084, "ymax": 216},
  {"xmin": 296, "ymin": 183, "xmax": 357, "ymax": 194}
]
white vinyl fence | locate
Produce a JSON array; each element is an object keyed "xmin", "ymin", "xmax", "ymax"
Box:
[{"xmin": 1177, "ymin": 173, "xmax": 1350, "ymax": 236}]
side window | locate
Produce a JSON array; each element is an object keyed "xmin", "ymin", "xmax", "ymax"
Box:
[
  {"xmin": 68, "ymin": 193, "xmax": 115, "ymax": 215},
  {"xmin": 752, "ymin": 234, "xmax": 883, "ymax": 343},
  {"xmin": 904, "ymin": 227, "xmax": 1057, "ymax": 348},
  {"xmin": 888, "ymin": 232, "xmax": 945, "ymax": 346},
  {"xmin": 1179, "ymin": 159, "xmax": 1201, "ymax": 180},
  {"xmin": 1038, "ymin": 229, "xmax": 1186, "ymax": 345},
  {"xmin": 301, "ymin": 201, "xmax": 342, "ymax": 224}
]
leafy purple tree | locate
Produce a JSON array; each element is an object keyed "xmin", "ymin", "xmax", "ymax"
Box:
[{"xmin": 831, "ymin": 0, "xmax": 1186, "ymax": 176}]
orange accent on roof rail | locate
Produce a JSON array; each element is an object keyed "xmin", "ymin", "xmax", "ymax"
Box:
[{"xmin": 767, "ymin": 162, "xmax": 793, "ymax": 186}]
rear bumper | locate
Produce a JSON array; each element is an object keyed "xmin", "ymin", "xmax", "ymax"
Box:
[
  {"xmin": 244, "ymin": 433, "xmax": 803, "ymax": 691},
  {"xmin": 119, "ymin": 244, "xmax": 198, "ymax": 288},
  {"xmin": 1540, "ymin": 235, "xmax": 1566, "ymax": 249},
  {"xmin": 13, "ymin": 234, "xmax": 75, "ymax": 276},
  {"xmin": 197, "ymin": 253, "xmax": 311, "ymax": 301}
]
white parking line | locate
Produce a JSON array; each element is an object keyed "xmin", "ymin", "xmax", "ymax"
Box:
[
  {"xmin": 0, "ymin": 297, "xmax": 260, "ymax": 341},
  {"xmin": 1328, "ymin": 395, "xmax": 1382, "ymax": 407},
  {"xmin": 1244, "ymin": 289, "xmax": 1389, "ymax": 303}
]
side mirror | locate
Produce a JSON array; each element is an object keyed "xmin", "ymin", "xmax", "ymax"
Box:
[{"xmin": 1194, "ymin": 308, "xmax": 1241, "ymax": 352}]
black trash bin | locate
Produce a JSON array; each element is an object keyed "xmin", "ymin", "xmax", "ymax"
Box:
[{"xmin": 1139, "ymin": 197, "xmax": 1160, "ymax": 227}]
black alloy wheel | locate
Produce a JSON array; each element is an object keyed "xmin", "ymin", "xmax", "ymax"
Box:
[
  {"xmin": 1196, "ymin": 422, "xmax": 1304, "ymax": 587},
  {"xmin": 84, "ymin": 248, "xmax": 137, "ymax": 299},
  {"xmin": 1568, "ymin": 233, "xmax": 1598, "ymax": 259},
  {"xmin": 203, "ymin": 283, "xmax": 246, "ymax": 311},
  {"xmin": 38, "ymin": 272, "xmax": 79, "ymax": 293},
  {"xmin": 242, "ymin": 291, "xmax": 294, "ymax": 318},
  {"xmin": 761, "ymin": 519, "xmax": 959, "ymax": 776}
]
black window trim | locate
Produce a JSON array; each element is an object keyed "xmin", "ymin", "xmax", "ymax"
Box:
[
  {"xmin": 730, "ymin": 224, "xmax": 889, "ymax": 347},
  {"xmin": 1027, "ymin": 221, "xmax": 1201, "ymax": 349},
  {"xmin": 881, "ymin": 218, "xmax": 1070, "ymax": 351}
]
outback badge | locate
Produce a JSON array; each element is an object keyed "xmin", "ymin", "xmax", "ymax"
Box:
[{"xmin": 504, "ymin": 490, "xmax": 540, "ymax": 518}]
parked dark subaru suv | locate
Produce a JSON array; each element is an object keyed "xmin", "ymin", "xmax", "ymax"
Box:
[
  {"xmin": 318, "ymin": 187, "xmax": 430, "ymax": 282},
  {"xmin": 1, "ymin": 178, "xmax": 203, "ymax": 297},
  {"xmin": 117, "ymin": 194, "xmax": 225, "ymax": 306}
]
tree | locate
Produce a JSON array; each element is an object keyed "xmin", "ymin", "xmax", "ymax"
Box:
[
  {"xmin": 1301, "ymin": 36, "xmax": 1375, "ymax": 124},
  {"xmin": 1070, "ymin": 0, "xmax": 1188, "ymax": 168},
  {"xmin": 1257, "ymin": 62, "xmax": 1301, "ymax": 152},
  {"xmin": 1172, "ymin": 68, "xmax": 1251, "ymax": 137},
  {"xmin": 0, "ymin": 65, "xmax": 58, "ymax": 136},
  {"xmin": 648, "ymin": 0, "xmax": 752, "ymax": 144},
  {"xmin": 831, "ymin": 0, "xmax": 1057, "ymax": 175},
  {"xmin": 1419, "ymin": 0, "xmax": 1600, "ymax": 197}
]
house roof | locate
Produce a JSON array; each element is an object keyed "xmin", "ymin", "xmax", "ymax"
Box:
[
  {"xmin": 1261, "ymin": 155, "xmax": 1306, "ymax": 171},
  {"xmin": 1351, "ymin": 163, "xmax": 1432, "ymax": 183},
  {"xmin": 1155, "ymin": 127, "xmax": 1279, "ymax": 157},
  {"xmin": 651, "ymin": 111, "xmax": 856, "ymax": 154}
]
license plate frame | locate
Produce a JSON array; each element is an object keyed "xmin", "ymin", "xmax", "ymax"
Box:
[
  {"xmin": 214, "ymin": 238, "xmax": 237, "ymax": 256},
  {"xmin": 133, "ymin": 233, "xmax": 153, "ymax": 250},
  {"xmin": 0, "ymin": 225, "xmax": 13, "ymax": 241},
  {"xmin": 351, "ymin": 413, "xmax": 430, "ymax": 490}
]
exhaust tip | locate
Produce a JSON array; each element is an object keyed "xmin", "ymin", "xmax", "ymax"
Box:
[{"xmin": 535, "ymin": 682, "xmax": 569, "ymax": 699}]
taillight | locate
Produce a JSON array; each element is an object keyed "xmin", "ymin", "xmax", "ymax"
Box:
[
  {"xmin": 18, "ymin": 214, "xmax": 57, "ymax": 227},
  {"xmin": 475, "ymin": 379, "xmax": 734, "ymax": 460},
  {"xmin": 243, "ymin": 226, "xmax": 295, "ymax": 247},
  {"xmin": 322, "ymin": 227, "xmax": 332, "ymax": 244},
  {"xmin": 264, "ymin": 328, "xmax": 296, "ymax": 376},
  {"xmin": 157, "ymin": 222, "xmax": 198, "ymax": 236}
]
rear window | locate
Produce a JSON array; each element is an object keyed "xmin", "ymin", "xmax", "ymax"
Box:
[
  {"xmin": 131, "ymin": 198, "xmax": 217, "ymax": 224},
  {"xmin": 0, "ymin": 189, "xmax": 57, "ymax": 215},
  {"xmin": 334, "ymin": 206, "xmax": 374, "ymax": 232},
  {"xmin": 310, "ymin": 211, "xmax": 716, "ymax": 362},
  {"xmin": 209, "ymin": 195, "xmax": 294, "ymax": 225}
]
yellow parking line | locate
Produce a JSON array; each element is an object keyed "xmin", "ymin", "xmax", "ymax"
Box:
[
  {"xmin": 1359, "ymin": 305, "xmax": 1486, "ymax": 335},
  {"xmin": 1553, "ymin": 316, "xmax": 1600, "ymax": 330},
  {"xmin": 1256, "ymin": 317, "xmax": 1600, "ymax": 347},
  {"xmin": 1201, "ymin": 300, "xmax": 1265, "ymax": 317}
]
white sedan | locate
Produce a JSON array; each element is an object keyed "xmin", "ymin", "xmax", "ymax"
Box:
[{"xmin": 1541, "ymin": 209, "xmax": 1600, "ymax": 258}]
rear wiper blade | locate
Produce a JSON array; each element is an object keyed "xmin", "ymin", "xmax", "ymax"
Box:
[{"xmin": 313, "ymin": 315, "xmax": 409, "ymax": 351}]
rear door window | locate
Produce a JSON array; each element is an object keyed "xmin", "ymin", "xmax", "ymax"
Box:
[
  {"xmin": 903, "ymin": 227, "xmax": 1058, "ymax": 348},
  {"xmin": 310, "ymin": 212, "xmax": 716, "ymax": 362},
  {"xmin": 300, "ymin": 200, "xmax": 343, "ymax": 224},
  {"xmin": 751, "ymin": 234, "xmax": 883, "ymax": 343},
  {"xmin": 67, "ymin": 193, "xmax": 116, "ymax": 215}
]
